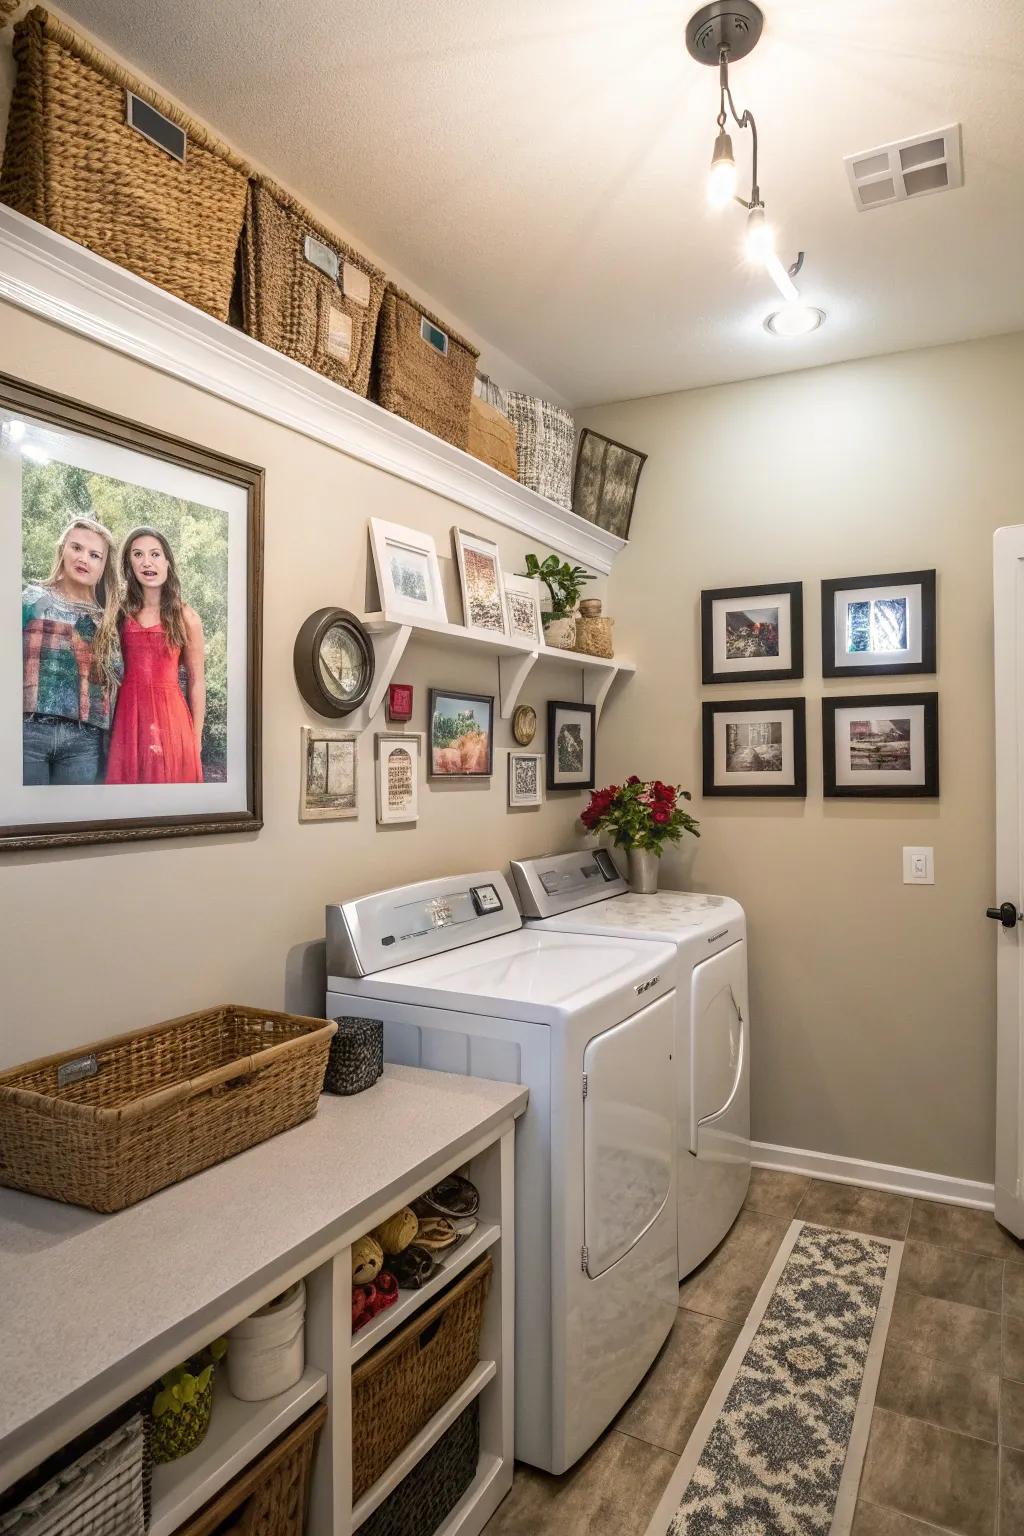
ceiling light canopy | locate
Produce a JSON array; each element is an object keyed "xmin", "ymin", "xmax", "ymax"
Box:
[{"xmin": 764, "ymin": 305, "xmax": 826, "ymax": 338}]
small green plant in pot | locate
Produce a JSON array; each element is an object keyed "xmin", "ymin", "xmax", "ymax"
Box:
[
  {"xmin": 521, "ymin": 553, "xmax": 595, "ymax": 650},
  {"xmin": 150, "ymin": 1339, "xmax": 227, "ymax": 1463}
]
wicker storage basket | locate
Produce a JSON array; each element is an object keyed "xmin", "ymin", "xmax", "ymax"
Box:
[
  {"xmin": 371, "ymin": 285, "xmax": 479, "ymax": 449},
  {"xmin": 240, "ymin": 178, "xmax": 386, "ymax": 397},
  {"xmin": 0, "ymin": 1412, "xmax": 147, "ymax": 1536},
  {"xmin": 504, "ymin": 393, "xmax": 576, "ymax": 508},
  {"xmin": 574, "ymin": 615, "xmax": 615, "ymax": 659},
  {"xmin": 359, "ymin": 1402, "xmax": 479, "ymax": 1536},
  {"xmin": 0, "ymin": 1006, "xmax": 336, "ymax": 1213},
  {"xmin": 351, "ymin": 1256, "xmax": 492, "ymax": 1500},
  {"xmin": 175, "ymin": 1402, "xmax": 326, "ymax": 1536},
  {"xmin": 468, "ymin": 395, "xmax": 518, "ymax": 478},
  {"xmin": 0, "ymin": 8, "xmax": 250, "ymax": 321},
  {"xmin": 323, "ymin": 1016, "xmax": 383, "ymax": 1096}
]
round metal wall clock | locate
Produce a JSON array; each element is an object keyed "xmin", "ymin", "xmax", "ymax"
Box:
[
  {"xmin": 294, "ymin": 608, "xmax": 375, "ymax": 718},
  {"xmin": 512, "ymin": 704, "xmax": 537, "ymax": 746}
]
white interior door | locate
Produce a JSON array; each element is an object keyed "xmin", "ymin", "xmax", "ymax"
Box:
[{"xmin": 993, "ymin": 526, "xmax": 1024, "ymax": 1238}]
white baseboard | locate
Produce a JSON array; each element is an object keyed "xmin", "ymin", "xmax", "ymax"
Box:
[{"xmin": 752, "ymin": 1140, "xmax": 995, "ymax": 1212}]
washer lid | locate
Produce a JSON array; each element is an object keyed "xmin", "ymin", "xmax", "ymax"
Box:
[
  {"xmin": 330, "ymin": 928, "xmax": 676, "ymax": 1025},
  {"xmin": 528, "ymin": 889, "xmax": 745, "ymax": 941}
]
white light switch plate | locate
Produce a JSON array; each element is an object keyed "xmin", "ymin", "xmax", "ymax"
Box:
[{"xmin": 903, "ymin": 846, "xmax": 935, "ymax": 884}]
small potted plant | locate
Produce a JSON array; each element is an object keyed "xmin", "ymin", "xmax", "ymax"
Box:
[
  {"xmin": 521, "ymin": 553, "xmax": 595, "ymax": 650},
  {"xmin": 580, "ymin": 777, "xmax": 700, "ymax": 893},
  {"xmin": 149, "ymin": 1339, "xmax": 227, "ymax": 1463}
]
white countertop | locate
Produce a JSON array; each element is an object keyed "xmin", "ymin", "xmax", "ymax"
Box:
[{"xmin": 0, "ymin": 1065, "xmax": 527, "ymax": 1485}]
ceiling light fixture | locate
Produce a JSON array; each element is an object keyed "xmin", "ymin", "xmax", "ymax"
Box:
[{"xmin": 764, "ymin": 305, "xmax": 826, "ymax": 338}]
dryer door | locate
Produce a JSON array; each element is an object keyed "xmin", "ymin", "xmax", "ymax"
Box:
[
  {"xmin": 583, "ymin": 990, "xmax": 675, "ymax": 1279},
  {"xmin": 689, "ymin": 940, "xmax": 749, "ymax": 1158}
]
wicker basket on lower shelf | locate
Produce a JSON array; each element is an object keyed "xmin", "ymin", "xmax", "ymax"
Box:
[
  {"xmin": 0, "ymin": 1005, "xmax": 336, "ymax": 1213},
  {"xmin": 351, "ymin": 1255, "xmax": 492, "ymax": 1501},
  {"xmin": 174, "ymin": 1401, "xmax": 327, "ymax": 1536},
  {"xmin": 359, "ymin": 1401, "xmax": 480, "ymax": 1536}
]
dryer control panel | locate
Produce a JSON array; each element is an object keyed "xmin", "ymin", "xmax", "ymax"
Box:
[
  {"xmin": 511, "ymin": 850, "xmax": 628, "ymax": 917},
  {"xmin": 327, "ymin": 871, "xmax": 521, "ymax": 978}
]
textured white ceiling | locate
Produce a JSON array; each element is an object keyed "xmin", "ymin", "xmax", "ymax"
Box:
[{"xmin": 50, "ymin": 0, "xmax": 1024, "ymax": 405}]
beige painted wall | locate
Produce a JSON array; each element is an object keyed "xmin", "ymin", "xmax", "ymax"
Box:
[
  {"xmin": 0, "ymin": 300, "xmax": 601, "ymax": 1070},
  {"xmin": 583, "ymin": 331, "xmax": 1024, "ymax": 1185}
]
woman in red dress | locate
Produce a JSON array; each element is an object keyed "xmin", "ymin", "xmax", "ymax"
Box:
[{"xmin": 106, "ymin": 527, "xmax": 206, "ymax": 784}]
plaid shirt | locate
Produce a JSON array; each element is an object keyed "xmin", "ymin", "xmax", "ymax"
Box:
[{"xmin": 22, "ymin": 584, "xmax": 121, "ymax": 731}]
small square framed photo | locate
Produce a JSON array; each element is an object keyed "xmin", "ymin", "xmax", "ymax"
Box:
[
  {"xmin": 508, "ymin": 751, "xmax": 543, "ymax": 807},
  {"xmin": 546, "ymin": 700, "xmax": 596, "ymax": 791},
  {"xmin": 701, "ymin": 582, "xmax": 803, "ymax": 684},
  {"xmin": 504, "ymin": 573, "xmax": 545, "ymax": 646},
  {"xmin": 822, "ymin": 693, "xmax": 938, "ymax": 797},
  {"xmin": 429, "ymin": 689, "xmax": 494, "ymax": 778},
  {"xmin": 375, "ymin": 732, "xmax": 420, "ymax": 823},
  {"xmin": 369, "ymin": 518, "xmax": 447, "ymax": 623},
  {"xmin": 452, "ymin": 527, "xmax": 509, "ymax": 638},
  {"xmin": 821, "ymin": 570, "xmax": 936, "ymax": 677},
  {"xmin": 702, "ymin": 698, "xmax": 807, "ymax": 798},
  {"xmin": 299, "ymin": 728, "xmax": 358, "ymax": 822}
]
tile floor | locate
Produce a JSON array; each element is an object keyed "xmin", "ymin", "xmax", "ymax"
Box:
[{"xmin": 483, "ymin": 1170, "xmax": 1024, "ymax": 1535}]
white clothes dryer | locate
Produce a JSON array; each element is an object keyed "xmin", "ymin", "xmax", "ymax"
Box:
[
  {"xmin": 511, "ymin": 850, "xmax": 750, "ymax": 1281},
  {"xmin": 325, "ymin": 870, "xmax": 679, "ymax": 1475}
]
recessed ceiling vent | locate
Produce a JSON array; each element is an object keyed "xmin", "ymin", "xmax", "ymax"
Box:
[{"xmin": 844, "ymin": 124, "xmax": 963, "ymax": 211}]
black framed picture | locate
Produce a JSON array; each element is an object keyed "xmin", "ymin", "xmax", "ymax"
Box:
[
  {"xmin": 5, "ymin": 372, "xmax": 263, "ymax": 852},
  {"xmin": 701, "ymin": 582, "xmax": 803, "ymax": 684},
  {"xmin": 428, "ymin": 689, "xmax": 494, "ymax": 778},
  {"xmin": 546, "ymin": 700, "xmax": 596, "ymax": 791},
  {"xmin": 822, "ymin": 693, "xmax": 939, "ymax": 798},
  {"xmin": 702, "ymin": 698, "xmax": 807, "ymax": 798},
  {"xmin": 821, "ymin": 570, "xmax": 936, "ymax": 677}
]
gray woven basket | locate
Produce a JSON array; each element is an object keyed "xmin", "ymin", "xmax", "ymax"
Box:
[
  {"xmin": 504, "ymin": 393, "xmax": 576, "ymax": 508},
  {"xmin": 358, "ymin": 1402, "xmax": 478, "ymax": 1536},
  {"xmin": 323, "ymin": 1016, "xmax": 383, "ymax": 1096}
]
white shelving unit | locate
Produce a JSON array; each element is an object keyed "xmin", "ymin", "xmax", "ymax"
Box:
[
  {"xmin": 346, "ymin": 610, "xmax": 636, "ymax": 729},
  {"xmin": 351, "ymin": 1220, "xmax": 501, "ymax": 1364}
]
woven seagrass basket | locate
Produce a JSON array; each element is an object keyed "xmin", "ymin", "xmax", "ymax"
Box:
[
  {"xmin": 175, "ymin": 1402, "xmax": 327, "ymax": 1536},
  {"xmin": 0, "ymin": 8, "xmax": 251, "ymax": 320},
  {"xmin": 359, "ymin": 1401, "xmax": 479, "ymax": 1536},
  {"xmin": 371, "ymin": 284, "xmax": 479, "ymax": 449},
  {"xmin": 240, "ymin": 178, "xmax": 386, "ymax": 397},
  {"xmin": 0, "ymin": 1005, "xmax": 336, "ymax": 1212},
  {"xmin": 468, "ymin": 394, "xmax": 518, "ymax": 478},
  {"xmin": 351, "ymin": 1255, "xmax": 492, "ymax": 1499},
  {"xmin": 574, "ymin": 614, "xmax": 615, "ymax": 659},
  {"xmin": 504, "ymin": 393, "xmax": 576, "ymax": 508}
]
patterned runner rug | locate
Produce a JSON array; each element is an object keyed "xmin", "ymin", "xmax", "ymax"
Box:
[{"xmin": 646, "ymin": 1220, "xmax": 903, "ymax": 1536}]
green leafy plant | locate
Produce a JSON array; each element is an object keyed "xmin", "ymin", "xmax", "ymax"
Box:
[
  {"xmin": 520, "ymin": 553, "xmax": 595, "ymax": 621},
  {"xmin": 581, "ymin": 777, "xmax": 700, "ymax": 854},
  {"xmin": 151, "ymin": 1339, "xmax": 227, "ymax": 1417}
]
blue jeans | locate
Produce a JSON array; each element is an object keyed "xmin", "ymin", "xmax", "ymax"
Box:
[{"xmin": 23, "ymin": 715, "xmax": 104, "ymax": 785}]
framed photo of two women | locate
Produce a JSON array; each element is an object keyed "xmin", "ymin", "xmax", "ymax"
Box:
[{"xmin": 2, "ymin": 374, "xmax": 263, "ymax": 851}]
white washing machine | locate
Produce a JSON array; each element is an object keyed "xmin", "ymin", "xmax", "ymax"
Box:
[
  {"xmin": 511, "ymin": 850, "xmax": 750, "ymax": 1281},
  {"xmin": 325, "ymin": 870, "xmax": 679, "ymax": 1475}
]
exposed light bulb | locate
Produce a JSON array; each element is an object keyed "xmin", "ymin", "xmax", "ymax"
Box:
[
  {"xmin": 745, "ymin": 206, "xmax": 774, "ymax": 263},
  {"xmin": 707, "ymin": 130, "xmax": 736, "ymax": 208},
  {"xmin": 764, "ymin": 305, "xmax": 826, "ymax": 338}
]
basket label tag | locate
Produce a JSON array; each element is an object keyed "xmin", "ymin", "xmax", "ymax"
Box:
[
  {"xmin": 342, "ymin": 262, "xmax": 371, "ymax": 307},
  {"xmin": 304, "ymin": 235, "xmax": 340, "ymax": 281},
  {"xmin": 420, "ymin": 316, "xmax": 450, "ymax": 356},
  {"xmin": 57, "ymin": 1054, "xmax": 98, "ymax": 1088},
  {"xmin": 125, "ymin": 92, "xmax": 187, "ymax": 163},
  {"xmin": 326, "ymin": 304, "xmax": 353, "ymax": 364}
]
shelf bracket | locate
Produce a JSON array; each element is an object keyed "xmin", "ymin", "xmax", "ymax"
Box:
[
  {"xmin": 498, "ymin": 649, "xmax": 539, "ymax": 719},
  {"xmin": 582, "ymin": 664, "xmax": 630, "ymax": 726},
  {"xmin": 348, "ymin": 624, "xmax": 412, "ymax": 734}
]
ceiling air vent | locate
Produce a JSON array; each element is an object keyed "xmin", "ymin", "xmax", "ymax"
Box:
[{"xmin": 844, "ymin": 124, "xmax": 963, "ymax": 212}]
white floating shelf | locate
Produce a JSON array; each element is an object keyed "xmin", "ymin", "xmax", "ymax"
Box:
[
  {"xmin": 351, "ymin": 1361, "xmax": 497, "ymax": 1531},
  {"xmin": 149, "ymin": 1368, "xmax": 327, "ymax": 1536},
  {"xmin": 351, "ymin": 1222, "xmax": 501, "ymax": 1365}
]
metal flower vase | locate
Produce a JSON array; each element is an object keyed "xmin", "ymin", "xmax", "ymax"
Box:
[{"xmin": 628, "ymin": 846, "xmax": 660, "ymax": 894}]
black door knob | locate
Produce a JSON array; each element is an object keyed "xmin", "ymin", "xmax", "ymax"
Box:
[{"xmin": 986, "ymin": 901, "xmax": 1019, "ymax": 928}]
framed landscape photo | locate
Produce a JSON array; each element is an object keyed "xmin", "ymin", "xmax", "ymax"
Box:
[
  {"xmin": 504, "ymin": 573, "xmax": 544, "ymax": 646},
  {"xmin": 429, "ymin": 689, "xmax": 494, "ymax": 778},
  {"xmin": 822, "ymin": 693, "xmax": 938, "ymax": 798},
  {"xmin": 571, "ymin": 428, "xmax": 647, "ymax": 541},
  {"xmin": 375, "ymin": 732, "xmax": 420, "ymax": 823},
  {"xmin": 3, "ymin": 372, "xmax": 263, "ymax": 852},
  {"xmin": 701, "ymin": 581, "xmax": 803, "ymax": 684},
  {"xmin": 821, "ymin": 570, "xmax": 936, "ymax": 677},
  {"xmin": 368, "ymin": 517, "xmax": 447, "ymax": 623},
  {"xmin": 452, "ymin": 527, "xmax": 509, "ymax": 638},
  {"xmin": 508, "ymin": 751, "xmax": 543, "ymax": 807},
  {"xmin": 546, "ymin": 700, "xmax": 596, "ymax": 791},
  {"xmin": 702, "ymin": 698, "xmax": 807, "ymax": 798},
  {"xmin": 299, "ymin": 728, "xmax": 357, "ymax": 822}
]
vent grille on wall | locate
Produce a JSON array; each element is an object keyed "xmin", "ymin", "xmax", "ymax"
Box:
[{"xmin": 844, "ymin": 124, "xmax": 963, "ymax": 211}]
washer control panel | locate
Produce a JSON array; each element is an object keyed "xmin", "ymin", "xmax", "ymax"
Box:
[{"xmin": 510, "ymin": 850, "xmax": 629, "ymax": 918}]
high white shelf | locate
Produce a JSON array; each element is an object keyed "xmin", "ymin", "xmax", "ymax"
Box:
[{"xmin": 347, "ymin": 610, "xmax": 636, "ymax": 729}]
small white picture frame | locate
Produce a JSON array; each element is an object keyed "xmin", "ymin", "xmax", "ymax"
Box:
[
  {"xmin": 508, "ymin": 751, "xmax": 543, "ymax": 807},
  {"xmin": 452, "ymin": 527, "xmax": 509, "ymax": 638},
  {"xmin": 503, "ymin": 573, "xmax": 545, "ymax": 646},
  {"xmin": 375, "ymin": 732, "xmax": 420, "ymax": 824},
  {"xmin": 369, "ymin": 518, "xmax": 447, "ymax": 624},
  {"xmin": 299, "ymin": 728, "xmax": 358, "ymax": 822}
]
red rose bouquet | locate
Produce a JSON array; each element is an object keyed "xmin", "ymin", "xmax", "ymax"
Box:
[{"xmin": 580, "ymin": 776, "xmax": 700, "ymax": 854}]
